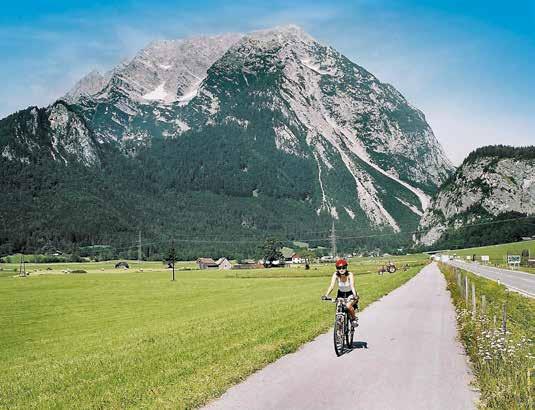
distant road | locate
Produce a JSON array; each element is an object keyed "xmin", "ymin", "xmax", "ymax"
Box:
[
  {"xmin": 203, "ymin": 263, "xmax": 477, "ymax": 410},
  {"xmin": 446, "ymin": 259, "xmax": 535, "ymax": 298}
]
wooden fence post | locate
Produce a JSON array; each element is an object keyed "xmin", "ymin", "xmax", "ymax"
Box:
[
  {"xmin": 471, "ymin": 282, "xmax": 476, "ymax": 318},
  {"xmin": 501, "ymin": 303, "xmax": 507, "ymax": 334},
  {"xmin": 481, "ymin": 295, "xmax": 486, "ymax": 316},
  {"xmin": 465, "ymin": 276, "xmax": 469, "ymax": 305}
]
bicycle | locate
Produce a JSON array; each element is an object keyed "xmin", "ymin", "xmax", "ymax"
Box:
[{"xmin": 322, "ymin": 296, "xmax": 356, "ymax": 356}]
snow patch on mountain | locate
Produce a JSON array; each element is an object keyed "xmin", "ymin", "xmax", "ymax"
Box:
[
  {"xmin": 350, "ymin": 158, "xmax": 401, "ymax": 232},
  {"xmin": 396, "ymin": 197, "xmax": 423, "ymax": 216},
  {"xmin": 224, "ymin": 116, "xmax": 249, "ymax": 128},
  {"xmin": 143, "ymin": 82, "xmax": 174, "ymax": 102},
  {"xmin": 274, "ymin": 124, "xmax": 302, "ymax": 155},
  {"xmin": 301, "ymin": 59, "xmax": 335, "ymax": 76},
  {"xmin": 1, "ymin": 145, "xmax": 14, "ymax": 160},
  {"xmin": 344, "ymin": 207, "xmax": 356, "ymax": 219},
  {"xmin": 314, "ymin": 152, "xmax": 331, "ymax": 216},
  {"xmin": 330, "ymin": 207, "xmax": 339, "ymax": 220}
]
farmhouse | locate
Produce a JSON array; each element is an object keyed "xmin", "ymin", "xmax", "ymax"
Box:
[
  {"xmin": 197, "ymin": 258, "xmax": 218, "ymax": 270},
  {"xmin": 290, "ymin": 253, "xmax": 305, "ymax": 264},
  {"xmin": 215, "ymin": 257, "xmax": 232, "ymax": 270}
]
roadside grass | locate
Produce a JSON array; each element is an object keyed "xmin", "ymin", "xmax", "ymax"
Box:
[
  {"xmin": 0, "ymin": 263, "xmax": 423, "ymax": 409},
  {"xmin": 439, "ymin": 263, "xmax": 535, "ymax": 409}
]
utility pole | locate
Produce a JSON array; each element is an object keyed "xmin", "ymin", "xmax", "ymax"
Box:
[
  {"xmin": 330, "ymin": 221, "xmax": 337, "ymax": 258},
  {"xmin": 19, "ymin": 252, "xmax": 26, "ymax": 277},
  {"xmin": 138, "ymin": 230, "xmax": 142, "ymax": 263},
  {"xmin": 19, "ymin": 252, "xmax": 23, "ymax": 277},
  {"xmin": 168, "ymin": 242, "xmax": 176, "ymax": 282}
]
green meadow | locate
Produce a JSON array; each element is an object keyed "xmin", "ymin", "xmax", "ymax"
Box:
[{"xmin": 0, "ymin": 258, "xmax": 425, "ymax": 409}]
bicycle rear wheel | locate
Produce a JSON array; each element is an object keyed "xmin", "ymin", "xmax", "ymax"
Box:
[{"xmin": 333, "ymin": 314, "xmax": 345, "ymax": 356}]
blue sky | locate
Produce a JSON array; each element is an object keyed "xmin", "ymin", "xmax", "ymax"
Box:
[{"xmin": 1, "ymin": 0, "xmax": 534, "ymax": 163}]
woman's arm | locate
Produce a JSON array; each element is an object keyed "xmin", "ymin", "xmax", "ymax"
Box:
[{"xmin": 324, "ymin": 273, "xmax": 337, "ymax": 296}]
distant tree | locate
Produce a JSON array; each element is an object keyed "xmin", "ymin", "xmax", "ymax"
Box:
[
  {"xmin": 299, "ymin": 249, "xmax": 316, "ymax": 264},
  {"xmin": 68, "ymin": 244, "xmax": 82, "ymax": 262},
  {"xmin": 261, "ymin": 239, "xmax": 284, "ymax": 265},
  {"xmin": 166, "ymin": 243, "xmax": 177, "ymax": 281}
]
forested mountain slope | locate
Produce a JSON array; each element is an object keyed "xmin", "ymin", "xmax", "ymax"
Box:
[{"xmin": 0, "ymin": 26, "xmax": 454, "ymax": 258}]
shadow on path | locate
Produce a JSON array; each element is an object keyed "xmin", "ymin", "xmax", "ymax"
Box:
[{"xmin": 339, "ymin": 340, "xmax": 368, "ymax": 356}]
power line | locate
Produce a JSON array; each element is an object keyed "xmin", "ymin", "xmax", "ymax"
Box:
[
  {"xmin": 3, "ymin": 214, "xmax": 532, "ymax": 253},
  {"xmin": 107, "ymin": 214, "xmax": 535, "ymax": 250},
  {"xmin": 330, "ymin": 221, "xmax": 337, "ymax": 257}
]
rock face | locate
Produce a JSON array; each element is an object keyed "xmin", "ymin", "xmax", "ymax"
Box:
[
  {"xmin": 417, "ymin": 147, "xmax": 535, "ymax": 246},
  {"xmin": 0, "ymin": 25, "xmax": 454, "ymax": 248},
  {"xmin": 63, "ymin": 70, "xmax": 111, "ymax": 103},
  {"xmin": 0, "ymin": 103, "xmax": 99, "ymax": 166}
]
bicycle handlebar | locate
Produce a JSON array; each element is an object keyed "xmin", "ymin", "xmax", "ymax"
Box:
[{"xmin": 321, "ymin": 296, "xmax": 353, "ymax": 303}]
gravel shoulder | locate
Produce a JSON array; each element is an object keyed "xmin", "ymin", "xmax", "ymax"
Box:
[{"xmin": 203, "ymin": 263, "xmax": 478, "ymax": 410}]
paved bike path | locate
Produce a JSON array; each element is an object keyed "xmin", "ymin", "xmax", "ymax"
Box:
[{"xmin": 203, "ymin": 263, "xmax": 478, "ymax": 410}]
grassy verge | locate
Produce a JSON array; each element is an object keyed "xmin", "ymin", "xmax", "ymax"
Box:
[
  {"xmin": 439, "ymin": 263, "xmax": 535, "ymax": 409},
  {"xmin": 0, "ymin": 262, "xmax": 424, "ymax": 409}
]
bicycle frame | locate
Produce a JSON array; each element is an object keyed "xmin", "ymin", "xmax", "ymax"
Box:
[{"xmin": 323, "ymin": 297, "xmax": 355, "ymax": 356}]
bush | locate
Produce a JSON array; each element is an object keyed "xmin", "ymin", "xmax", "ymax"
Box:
[{"xmin": 70, "ymin": 270, "xmax": 87, "ymax": 274}]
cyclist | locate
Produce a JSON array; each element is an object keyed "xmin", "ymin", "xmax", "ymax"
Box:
[{"xmin": 322, "ymin": 258, "xmax": 359, "ymax": 327}]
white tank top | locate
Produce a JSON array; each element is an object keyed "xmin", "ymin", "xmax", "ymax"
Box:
[{"xmin": 337, "ymin": 276, "xmax": 351, "ymax": 292}]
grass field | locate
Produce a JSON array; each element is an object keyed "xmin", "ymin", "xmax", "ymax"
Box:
[
  {"xmin": 443, "ymin": 239, "xmax": 535, "ymax": 273},
  {"xmin": 0, "ymin": 257, "xmax": 426, "ymax": 409},
  {"xmin": 440, "ymin": 263, "xmax": 535, "ymax": 409}
]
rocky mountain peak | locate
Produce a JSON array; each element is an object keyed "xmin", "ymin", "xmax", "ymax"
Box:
[
  {"xmin": 1, "ymin": 26, "xmax": 457, "ymax": 243},
  {"xmin": 64, "ymin": 69, "xmax": 110, "ymax": 102}
]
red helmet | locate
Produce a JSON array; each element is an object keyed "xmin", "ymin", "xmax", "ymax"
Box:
[{"xmin": 335, "ymin": 259, "xmax": 348, "ymax": 268}]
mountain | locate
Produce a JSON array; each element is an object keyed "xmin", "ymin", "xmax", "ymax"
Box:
[
  {"xmin": 416, "ymin": 145, "xmax": 535, "ymax": 248},
  {"xmin": 0, "ymin": 25, "xmax": 454, "ymax": 258}
]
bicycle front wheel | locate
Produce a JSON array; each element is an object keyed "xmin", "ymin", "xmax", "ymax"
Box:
[
  {"xmin": 345, "ymin": 315, "xmax": 354, "ymax": 348},
  {"xmin": 334, "ymin": 314, "xmax": 345, "ymax": 356}
]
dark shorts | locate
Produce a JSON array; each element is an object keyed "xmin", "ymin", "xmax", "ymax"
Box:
[{"xmin": 337, "ymin": 291, "xmax": 359, "ymax": 307}]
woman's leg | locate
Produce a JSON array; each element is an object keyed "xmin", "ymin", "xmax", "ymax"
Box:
[{"xmin": 346, "ymin": 302, "xmax": 356, "ymax": 320}]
